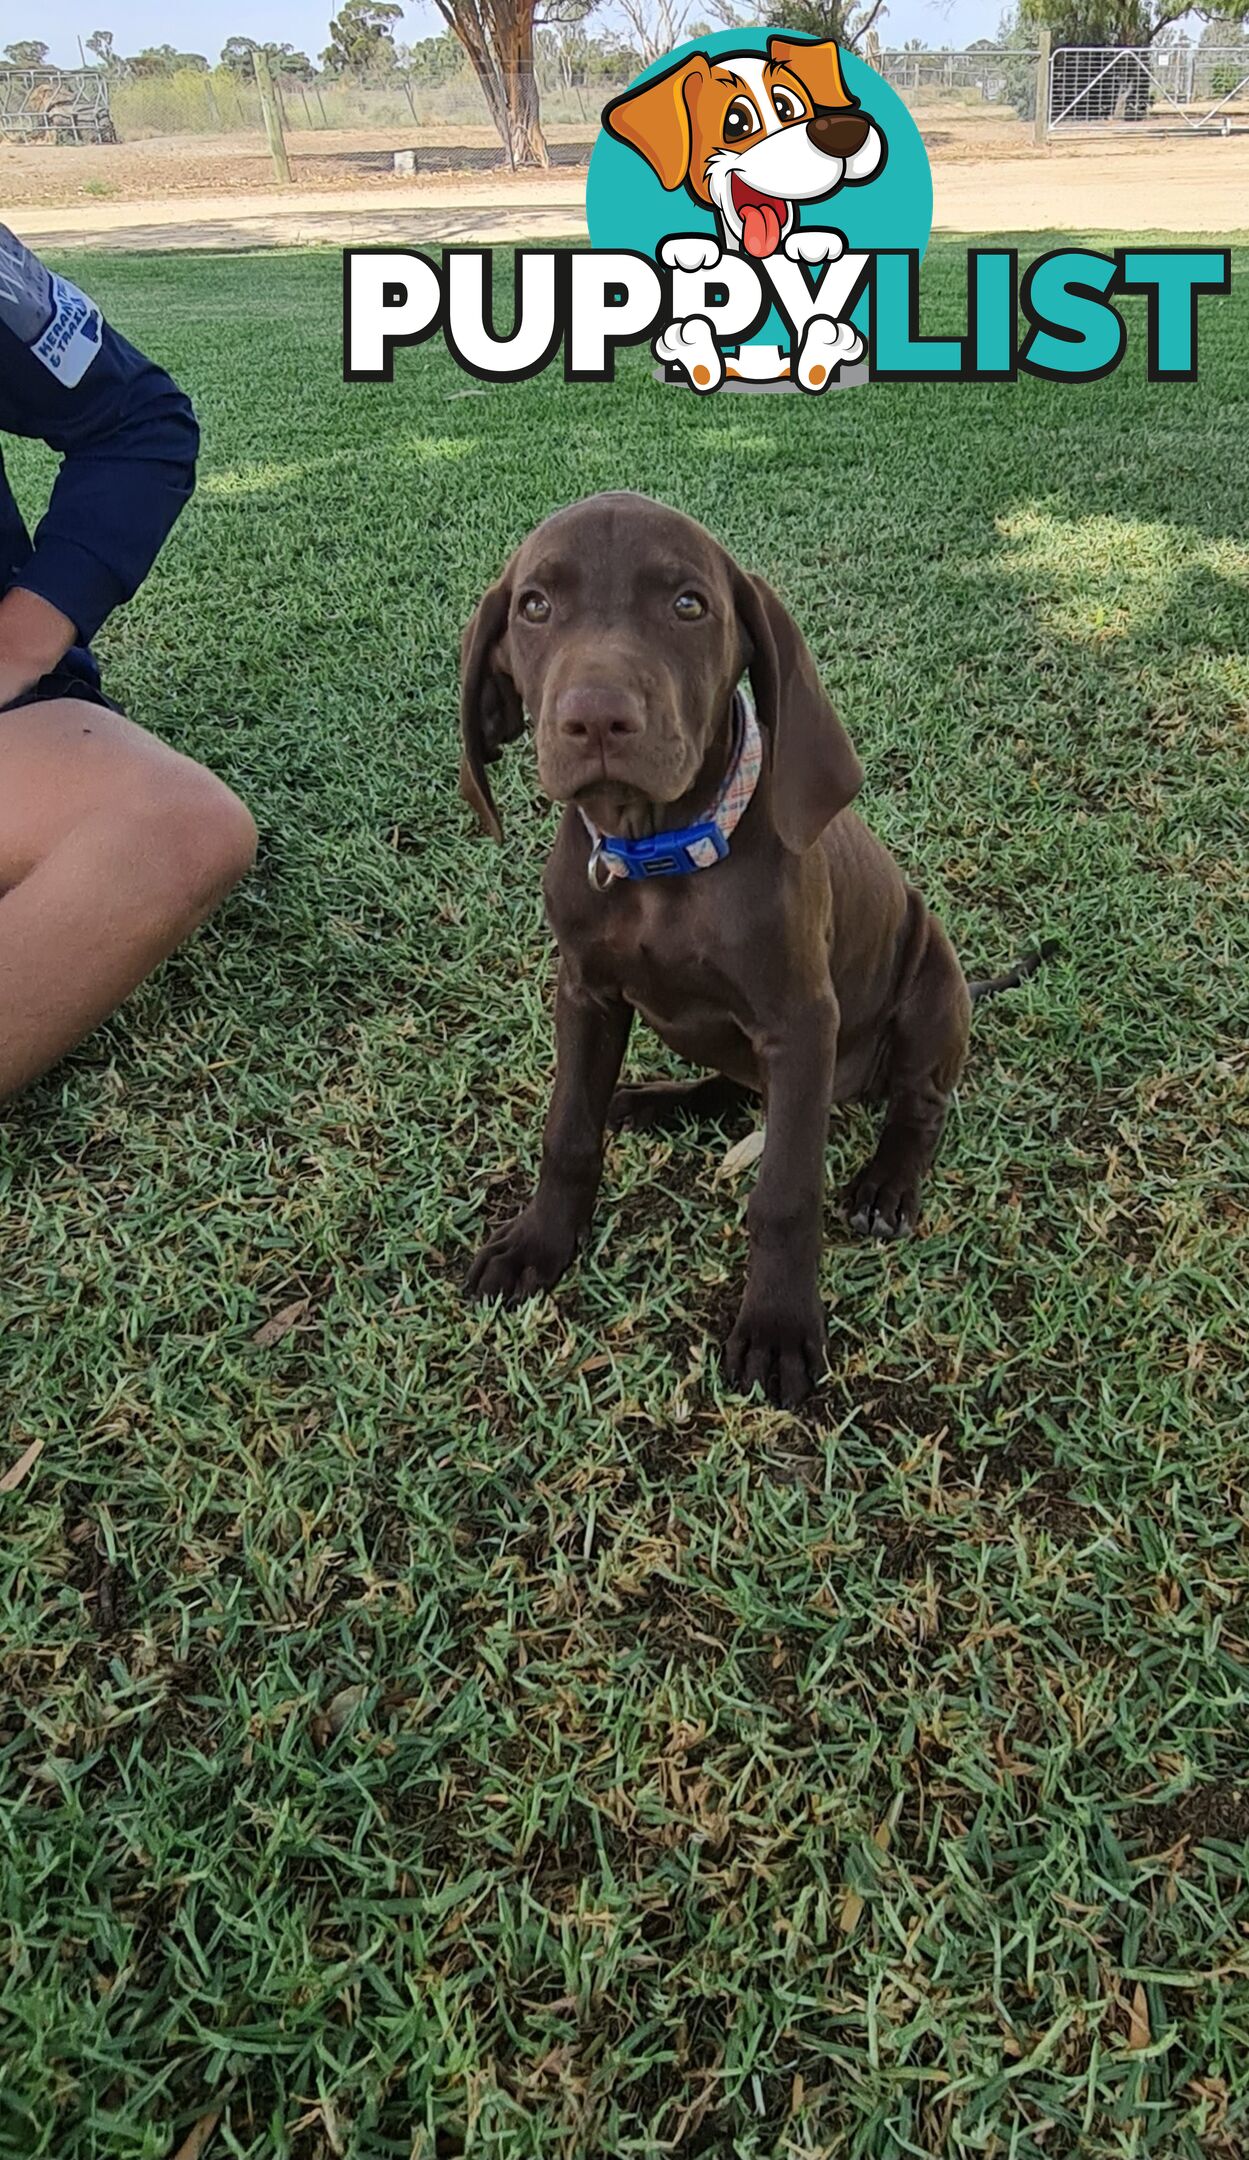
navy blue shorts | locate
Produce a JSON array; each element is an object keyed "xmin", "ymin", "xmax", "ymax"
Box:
[{"xmin": 0, "ymin": 670, "xmax": 125, "ymax": 719}]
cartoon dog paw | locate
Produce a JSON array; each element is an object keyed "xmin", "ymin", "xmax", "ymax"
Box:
[
  {"xmin": 795, "ymin": 315, "xmax": 864, "ymax": 393},
  {"xmin": 655, "ymin": 315, "xmax": 723, "ymax": 393},
  {"xmin": 660, "ymin": 234, "xmax": 723, "ymax": 273},
  {"xmin": 784, "ymin": 228, "xmax": 846, "ymax": 266}
]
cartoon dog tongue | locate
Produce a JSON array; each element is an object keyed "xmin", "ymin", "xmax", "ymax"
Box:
[{"xmin": 740, "ymin": 198, "xmax": 783, "ymax": 259}]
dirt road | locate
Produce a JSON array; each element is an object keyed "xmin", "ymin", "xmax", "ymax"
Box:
[{"xmin": 5, "ymin": 126, "xmax": 1247, "ymax": 251}]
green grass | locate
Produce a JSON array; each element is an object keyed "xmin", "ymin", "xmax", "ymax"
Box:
[{"xmin": 1, "ymin": 236, "xmax": 1247, "ymax": 2160}]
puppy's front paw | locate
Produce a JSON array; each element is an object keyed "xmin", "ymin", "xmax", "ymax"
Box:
[
  {"xmin": 725, "ymin": 1297, "xmax": 828, "ymax": 1408},
  {"xmin": 784, "ymin": 227, "xmax": 845, "ymax": 265},
  {"xmin": 660, "ymin": 234, "xmax": 722, "ymax": 272},
  {"xmin": 795, "ymin": 315, "xmax": 863, "ymax": 393},
  {"xmin": 844, "ymin": 1161, "xmax": 920, "ymax": 1241},
  {"xmin": 654, "ymin": 315, "xmax": 723, "ymax": 393},
  {"xmin": 467, "ymin": 1207, "xmax": 578, "ymax": 1305}
]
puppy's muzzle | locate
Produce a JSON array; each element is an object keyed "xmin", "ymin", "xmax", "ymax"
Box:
[
  {"xmin": 807, "ymin": 110, "xmax": 872, "ymax": 158},
  {"xmin": 552, "ymin": 685, "xmax": 646, "ymax": 758}
]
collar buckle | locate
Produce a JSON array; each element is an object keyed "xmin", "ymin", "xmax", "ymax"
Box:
[
  {"xmin": 580, "ymin": 691, "xmax": 760, "ymax": 892},
  {"xmin": 586, "ymin": 834, "xmax": 616, "ymax": 890}
]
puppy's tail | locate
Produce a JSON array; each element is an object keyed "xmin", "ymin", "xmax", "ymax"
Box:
[{"xmin": 966, "ymin": 938, "xmax": 1061, "ymax": 1005}]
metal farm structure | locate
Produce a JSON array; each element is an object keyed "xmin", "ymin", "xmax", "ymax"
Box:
[
  {"xmin": 0, "ymin": 68, "xmax": 117, "ymax": 144},
  {"xmin": 1048, "ymin": 44, "xmax": 1249, "ymax": 132},
  {"xmin": 867, "ymin": 39, "xmax": 1249, "ymax": 139}
]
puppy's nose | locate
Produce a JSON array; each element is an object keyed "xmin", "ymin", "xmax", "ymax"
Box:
[
  {"xmin": 807, "ymin": 110, "xmax": 871, "ymax": 158},
  {"xmin": 554, "ymin": 686, "xmax": 645, "ymax": 748}
]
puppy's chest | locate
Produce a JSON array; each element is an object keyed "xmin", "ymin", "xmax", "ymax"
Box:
[{"xmin": 555, "ymin": 884, "xmax": 746, "ymax": 1028}]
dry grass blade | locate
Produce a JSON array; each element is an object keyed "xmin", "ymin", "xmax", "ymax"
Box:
[
  {"xmin": 716, "ymin": 1128, "xmax": 766, "ymax": 1179},
  {"xmin": 0, "ymin": 1437, "xmax": 44, "ymax": 1492},
  {"xmin": 251, "ymin": 1299, "xmax": 308, "ymax": 1348},
  {"xmin": 837, "ymin": 1885, "xmax": 866, "ymax": 1935},
  {"xmin": 1127, "ymin": 1982, "xmax": 1152, "ymax": 2051},
  {"xmin": 170, "ymin": 2108, "xmax": 222, "ymax": 2160},
  {"xmin": 838, "ymin": 1803, "xmax": 900, "ymax": 1935},
  {"xmin": 312, "ymin": 1684, "xmax": 369, "ymax": 1748}
]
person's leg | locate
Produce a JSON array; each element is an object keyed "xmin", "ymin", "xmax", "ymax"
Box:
[{"xmin": 0, "ymin": 697, "xmax": 256, "ymax": 1102}]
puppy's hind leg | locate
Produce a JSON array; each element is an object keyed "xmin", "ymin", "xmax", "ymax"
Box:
[
  {"xmin": 609, "ymin": 1073, "xmax": 754, "ymax": 1132},
  {"xmin": 844, "ymin": 918, "xmax": 970, "ymax": 1240}
]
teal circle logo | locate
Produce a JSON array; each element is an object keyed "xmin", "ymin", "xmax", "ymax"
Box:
[{"xmin": 586, "ymin": 30, "xmax": 931, "ymax": 386}]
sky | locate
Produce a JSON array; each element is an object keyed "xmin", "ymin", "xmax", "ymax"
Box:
[{"xmin": 12, "ymin": 0, "xmax": 1006, "ymax": 75}]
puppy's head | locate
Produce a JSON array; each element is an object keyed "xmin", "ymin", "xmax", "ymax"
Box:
[
  {"xmin": 459, "ymin": 492, "xmax": 861, "ymax": 855},
  {"xmin": 603, "ymin": 37, "xmax": 885, "ymax": 258}
]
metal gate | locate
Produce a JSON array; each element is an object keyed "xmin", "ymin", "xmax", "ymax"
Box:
[
  {"xmin": 1049, "ymin": 44, "xmax": 1249, "ymax": 132},
  {"xmin": 0, "ymin": 68, "xmax": 118, "ymax": 144}
]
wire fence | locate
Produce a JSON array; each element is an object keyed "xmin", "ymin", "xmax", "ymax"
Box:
[
  {"xmin": 99, "ymin": 65, "xmax": 631, "ymax": 141},
  {"xmin": 4, "ymin": 40, "xmax": 1245, "ymax": 155},
  {"xmin": 1049, "ymin": 44, "xmax": 1249, "ymax": 130},
  {"xmin": 876, "ymin": 47, "xmax": 1042, "ymax": 123}
]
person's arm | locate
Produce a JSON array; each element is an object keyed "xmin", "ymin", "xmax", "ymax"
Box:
[
  {"xmin": 0, "ymin": 225, "xmax": 200, "ymax": 690},
  {"xmin": 0, "ymin": 589, "xmax": 77, "ymax": 710}
]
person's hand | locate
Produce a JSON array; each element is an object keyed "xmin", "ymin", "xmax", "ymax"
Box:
[{"xmin": 0, "ymin": 588, "xmax": 76, "ymax": 709}]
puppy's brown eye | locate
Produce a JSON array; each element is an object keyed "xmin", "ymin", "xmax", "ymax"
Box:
[
  {"xmin": 674, "ymin": 592, "xmax": 707, "ymax": 621},
  {"xmin": 772, "ymin": 89, "xmax": 805, "ymax": 123},
  {"xmin": 519, "ymin": 592, "xmax": 550, "ymax": 624},
  {"xmin": 724, "ymin": 97, "xmax": 758, "ymax": 141}
]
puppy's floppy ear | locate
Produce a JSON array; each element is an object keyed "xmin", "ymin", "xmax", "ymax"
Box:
[
  {"xmin": 768, "ymin": 34, "xmax": 856, "ymax": 110},
  {"xmin": 459, "ymin": 570, "xmax": 524, "ymax": 844},
  {"xmin": 735, "ymin": 572, "xmax": 863, "ymax": 854},
  {"xmin": 602, "ymin": 55, "xmax": 711, "ymax": 190}
]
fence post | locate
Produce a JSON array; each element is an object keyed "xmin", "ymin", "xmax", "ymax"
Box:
[
  {"xmin": 253, "ymin": 45, "xmax": 291, "ymax": 183},
  {"xmin": 1034, "ymin": 29, "xmax": 1051, "ymax": 144}
]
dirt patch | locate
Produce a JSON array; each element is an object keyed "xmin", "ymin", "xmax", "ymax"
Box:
[
  {"xmin": 873, "ymin": 1515, "xmax": 945, "ymax": 1579},
  {"xmin": 1123, "ymin": 1783, "xmax": 1249, "ymax": 1852},
  {"xmin": 0, "ymin": 122, "xmax": 596, "ymax": 212},
  {"xmin": 5, "ymin": 116, "xmax": 1248, "ymax": 241}
]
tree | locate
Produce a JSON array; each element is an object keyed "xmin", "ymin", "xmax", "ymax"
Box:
[
  {"xmin": 536, "ymin": 20, "xmax": 642, "ymax": 86},
  {"xmin": 127, "ymin": 44, "xmax": 209, "ymax": 74},
  {"xmin": 433, "ymin": 0, "xmax": 587, "ymax": 167},
  {"xmin": 220, "ymin": 35, "xmax": 315, "ymax": 78},
  {"xmin": 85, "ymin": 28, "xmax": 120, "ymax": 70},
  {"xmin": 397, "ymin": 30, "xmax": 464, "ymax": 84},
  {"xmin": 322, "ymin": 0, "xmax": 404, "ymax": 73},
  {"xmin": 4, "ymin": 40, "xmax": 50, "ymax": 65},
  {"xmin": 763, "ymin": 0, "xmax": 887, "ymax": 49},
  {"xmin": 1199, "ymin": 10, "xmax": 1248, "ymax": 41},
  {"xmin": 1011, "ymin": 0, "xmax": 1249, "ymax": 46},
  {"xmin": 221, "ymin": 34, "xmax": 258, "ymax": 69},
  {"xmin": 616, "ymin": 0, "xmax": 695, "ymax": 65}
]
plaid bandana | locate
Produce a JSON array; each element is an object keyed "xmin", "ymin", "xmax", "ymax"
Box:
[{"xmin": 579, "ymin": 689, "xmax": 763, "ymax": 887}]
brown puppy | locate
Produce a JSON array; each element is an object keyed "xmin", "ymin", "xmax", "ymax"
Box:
[{"xmin": 460, "ymin": 492, "xmax": 971, "ymax": 1407}]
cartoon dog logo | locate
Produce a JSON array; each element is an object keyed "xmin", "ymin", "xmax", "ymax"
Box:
[{"xmin": 604, "ymin": 36, "xmax": 886, "ymax": 389}]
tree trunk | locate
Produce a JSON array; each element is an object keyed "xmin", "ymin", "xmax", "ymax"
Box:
[
  {"xmin": 435, "ymin": 0, "xmax": 548, "ymax": 170},
  {"xmin": 436, "ymin": 0, "xmax": 514, "ymax": 162},
  {"xmin": 501, "ymin": 7, "xmax": 549, "ymax": 169}
]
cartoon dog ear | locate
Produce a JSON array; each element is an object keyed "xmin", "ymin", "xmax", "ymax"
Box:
[
  {"xmin": 735, "ymin": 571, "xmax": 862, "ymax": 854},
  {"xmin": 602, "ymin": 54, "xmax": 711, "ymax": 190},
  {"xmin": 459, "ymin": 569, "xmax": 524, "ymax": 844},
  {"xmin": 768, "ymin": 34, "xmax": 856, "ymax": 110}
]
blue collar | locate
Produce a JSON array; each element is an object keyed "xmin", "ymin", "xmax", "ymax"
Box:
[{"xmin": 577, "ymin": 690, "xmax": 762, "ymax": 889}]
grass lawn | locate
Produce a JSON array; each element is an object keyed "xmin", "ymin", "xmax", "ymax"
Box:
[{"xmin": 1, "ymin": 235, "xmax": 1247, "ymax": 2159}]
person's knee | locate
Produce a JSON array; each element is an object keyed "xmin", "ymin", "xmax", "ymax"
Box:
[
  {"xmin": 196, "ymin": 777, "xmax": 258, "ymax": 902},
  {"xmin": 127, "ymin": 762, "xmax": 257, "ymax": 920}
]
